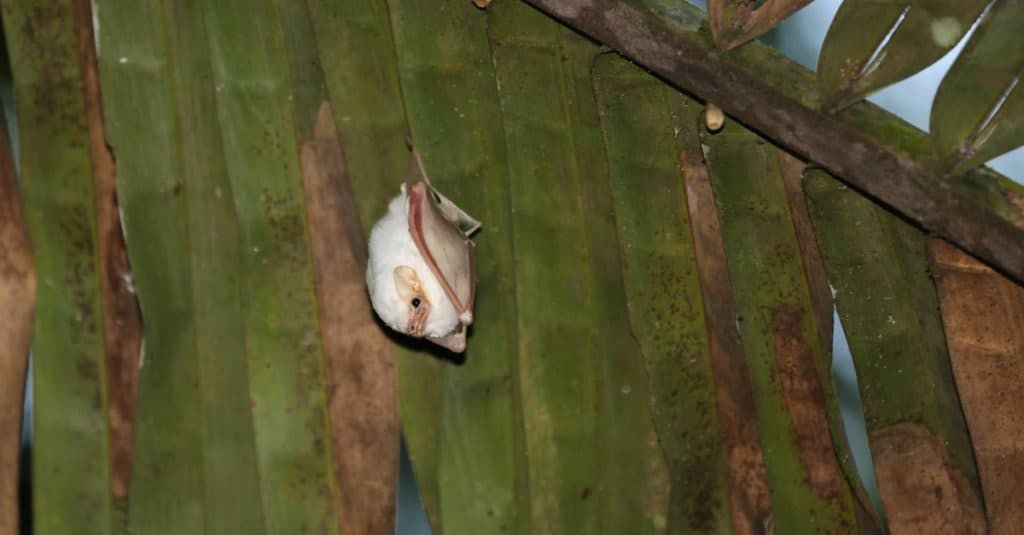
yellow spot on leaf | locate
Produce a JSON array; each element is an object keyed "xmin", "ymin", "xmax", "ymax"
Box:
[{"xmin": 931, "ymin": 17, "xmax": 962, "ymax": 48}]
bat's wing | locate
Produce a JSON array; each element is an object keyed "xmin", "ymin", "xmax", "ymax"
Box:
[
  {"xmin": 405, "ymin": 145, "xmax": 480, "ymax": 236},
  {"xmin": 427, "ymin": 324, "xmax": 467, "ymax": 353},
  {"xmin": 405, "ymin": 145, "xmax": 478, "ymax": 327},
  {"xmin": 431, "ymin": 188, "xmax": 481, "ymax": 237}
]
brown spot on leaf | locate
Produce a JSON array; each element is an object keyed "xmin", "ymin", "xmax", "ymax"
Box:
[
  {"xmin": 929, "ymin": 239, "xmax": 1024, "ymax": 534},
  {"xmin": 300, "ymin": 100, "xmax": 398, "ymax": 534},
  {"xmin": 76, "ymin": 358, "xmax": 99, "ymax": 382},
  {"xmin": 871, "ymin": 422, "xmax": 986, "ymax": 534},
  {"xmin": 681, "ymin": 144, "xmax": 772, "ymax": 533},
  {"xmin": 1003, "ymin": 189, "xmax": 1024, "ymax": 227},
  {"xmin": 772, "ymin": 305, "xmax": 842, "ymax": 500},
  {"xmin": 73, "ymin": 0, "xmax": 143, "ymax": 500},
  {"xmin": 777, "ymin": 152, "xmax": 833, "ymax": 351},
  {"xmin": 0, "ymin": 103, "xmax": 33, "ymax": 534}
]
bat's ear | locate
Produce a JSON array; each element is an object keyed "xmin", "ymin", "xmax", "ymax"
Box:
[{"xmin": 427, "ymin": 325, "xmax": 467, "ymax": 353}]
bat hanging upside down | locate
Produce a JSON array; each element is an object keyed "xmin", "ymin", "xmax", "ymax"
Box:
[{"xmin": 366, "ymin": 144, "xmax": 480, "ymax": 353}]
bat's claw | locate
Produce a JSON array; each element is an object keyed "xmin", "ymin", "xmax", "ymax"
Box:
[{"xmin": 459, "ymin": 310, "xmax": 473, "ymax": 325}]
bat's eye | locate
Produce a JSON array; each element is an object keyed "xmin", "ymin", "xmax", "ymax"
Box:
[{"xmin": 411, "ymin": 297, "xmax": 422, "ymax": 309}]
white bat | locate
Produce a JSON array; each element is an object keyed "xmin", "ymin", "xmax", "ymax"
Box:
[{"xmin": 366, "ymin": 144, "xmax": 480, "ymax": 352}]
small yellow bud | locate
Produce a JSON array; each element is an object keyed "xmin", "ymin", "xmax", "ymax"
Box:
[{"xmin": 704, "ymin": 104, "xmax": 725, "ymax": 132}]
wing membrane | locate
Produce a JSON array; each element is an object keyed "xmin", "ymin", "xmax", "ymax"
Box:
[{"xmin": 405, "ymin": 147, "xmax": 477, "ymax": 325}]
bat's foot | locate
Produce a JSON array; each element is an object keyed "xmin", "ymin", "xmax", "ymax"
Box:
[{"xmin": 459, "ymin": 311, "xmax": 473, "ymax": 325}]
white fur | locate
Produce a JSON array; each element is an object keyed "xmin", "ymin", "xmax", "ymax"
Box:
[{"xmin": 366, "ymin": 189, "xmax": 460, "ymax": 338}]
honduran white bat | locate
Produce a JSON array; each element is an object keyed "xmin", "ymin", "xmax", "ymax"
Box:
[{"xmin": 366, "ymin": 144, "xmax": 480, "ymax": 352}]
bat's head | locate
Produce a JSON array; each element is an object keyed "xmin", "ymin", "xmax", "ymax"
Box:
[{"xmin": 368, "ymin": 262, "xmax": 462, "ymax": 341}]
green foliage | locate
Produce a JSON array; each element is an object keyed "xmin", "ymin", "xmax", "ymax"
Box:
[
  {"xmin": 2, "ymin": 1, "xmax": 1021, "ymax": 534},
  {"xmin": 703, "ymin": 124, "xmax": 862, "ymax": 533},
  {"xmin": 818, "ymin": 0, "xmax": 988, "ymax": 110},
  {"xmin": 1, "ymin": 1, "xmax": 113, "ymax": 531},
  {"xmin": 805, "ymin": 170, "xmax": 984, "ymax": 528},
  {"xmin": 97, "ymin": 0, "xmax": 268, "ymax": 532},
  {"xmin": 593, "ymin": 55, "xmax": 730, "ymax": 533},
  {"xmin": 931, "ymin": 0, "xmax": 1024, "ymax": 175}
]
